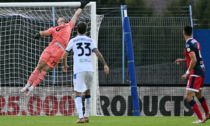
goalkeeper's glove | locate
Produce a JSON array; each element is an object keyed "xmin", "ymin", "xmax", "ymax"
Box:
[
  {"xmin": 79, "ymin": 0, "xmax": 90, "ymax": 9},
  {"xmin": 34, "ymin": 33, "xmax": 41, "ymax": 39}
]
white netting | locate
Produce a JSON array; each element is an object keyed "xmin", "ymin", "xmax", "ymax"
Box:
[{"xmin": 0, "ymin": 2, "xmax": 103, "ymax": 116}]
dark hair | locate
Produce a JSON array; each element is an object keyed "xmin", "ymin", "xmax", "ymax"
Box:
[
  {"xmin": 76, "ymin": 22, "xmax": 87, "ymax": 34},
  {"xmin": 184, "ymin": 25, "xmax": 193, "ymax": 36}
]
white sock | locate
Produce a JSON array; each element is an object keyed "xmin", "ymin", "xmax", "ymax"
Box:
[
  {"xmin": 75, "ymin": 96, "xmax": 83, "ymax": 119},
  {"xmin": 25, "ymin": 83, "xmax": 31, "ymax": 89},
  {"xmin": 28, "ymin": 86, "xmax": 34, "ymax": 92},
  {"xmin": 84, "ymin": 95, "xmax": 91, "ymax": 117}
]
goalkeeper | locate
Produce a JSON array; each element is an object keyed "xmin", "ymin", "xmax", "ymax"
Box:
[{"xmin": 20, "ymin": 0, "xmax": 90, "ymax": 96}]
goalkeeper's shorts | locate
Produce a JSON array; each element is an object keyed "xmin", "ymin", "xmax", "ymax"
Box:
[
  {"xmin": 40, "ymin": 44, "xmax": 64, "ymax": 68},
  {"xmin": 186, "ymin": 76, "xmax": 204, "ymax": 92},
  {"xmin": 73, "ymin": 71, "xmax": 94, "ymax": 92}
]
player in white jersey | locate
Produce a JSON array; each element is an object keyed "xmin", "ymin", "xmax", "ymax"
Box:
[{"xmin": 62, "ymin": 22, "xmax": 109, "ymax": 123}]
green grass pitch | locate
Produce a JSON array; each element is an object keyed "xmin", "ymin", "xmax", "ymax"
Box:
[{"xmin": 0, "ymin": 116, "xmax": 209, "ymax": 126}]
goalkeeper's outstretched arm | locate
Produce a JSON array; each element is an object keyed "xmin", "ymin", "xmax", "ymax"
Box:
[
  {"xmin": 34, "ymin": 30, "xmax": 50, "ymax": 39},
  {"xmin": 71, "ymin": 8, "xmax": 82, "ymax": 25},
  {"xmin": 70, "ymin": 0, "xmax": 90, "ymax": 25}
]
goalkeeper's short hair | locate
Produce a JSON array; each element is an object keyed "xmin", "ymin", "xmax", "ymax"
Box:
[
  {"xmin": 56, "ymin": 17, "xmax": 66, "ymax": 26},
  {"xmin": 76, "ymin": 22, "xmax": 87, "ymax": 34}
]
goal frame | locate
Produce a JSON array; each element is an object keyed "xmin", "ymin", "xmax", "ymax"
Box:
[{"xmin": 0, "ymin": 2, "xmax": 98, "ymax": 116}]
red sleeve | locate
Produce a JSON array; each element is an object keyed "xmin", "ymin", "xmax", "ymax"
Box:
[
  {"xmin": 68, "ymin": 21, "xmax": 74, "ymax": 29},
  {"xmin": 47, "ymin": 27, "xmax": 55, "ymax": 35}
]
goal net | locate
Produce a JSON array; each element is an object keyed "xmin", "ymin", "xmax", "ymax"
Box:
[{"xmin": 0, "ymin": 2, "xmax": 103, "ymax": 116}]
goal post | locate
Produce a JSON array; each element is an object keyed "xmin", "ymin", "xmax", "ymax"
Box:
[
  {"xmin": 0, "ymin": 2, "xmax": 95, "ymax": 7},
  {"xmin": 0, "ymin": 2, "xmax": 102, "ymax": 116},
  {"xmin": 90, "ymin": 2, "xmax": 98, "ymax": 116}
]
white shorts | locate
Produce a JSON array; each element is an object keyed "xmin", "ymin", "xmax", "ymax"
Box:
[{"xmin": 73, "ymin": 71, "xmax": 94, "ymax": 92}]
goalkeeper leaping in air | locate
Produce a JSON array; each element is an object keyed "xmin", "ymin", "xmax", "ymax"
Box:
[{"xmin": 20, "ymin": 0, "xmax": 90, "ymax": 96}]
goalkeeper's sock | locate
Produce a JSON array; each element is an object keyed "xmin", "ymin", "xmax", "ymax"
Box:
[
  {"xmin": 189, "ymin": 99, "xmax": 203, "ymax": 120},
  {"xmin": 198, "ymin": 97, "xmax": 209, "ymax": 115},
  {"xmin": 21, "ymin": 84, "xmax": 30, "ymax": 91},
  {"xmin": 84, "ymin": 95, "xmax": 91, "ymax": 117},
  {"xmin": 27, "ymin": 68, "xmax": 40, "ymax": 85},
  {"xmin": 32, "ymin": 71, "xmax": 47, "ymax": 88},
  {"xmin": 28, "ymin": 86, "xmax": 34, "ymax": 92},
  {"xmin": 24, "ymin": 84, "xmax": 31, "ymax": 89},
  {"xmin": 75, "ymin": 96, "xmax": 84, "ymax": 119}
]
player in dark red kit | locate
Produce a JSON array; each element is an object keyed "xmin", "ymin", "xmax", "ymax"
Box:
[{"xmin": 175, "ymin": 26, "xmax": 210, "ymax": 123}]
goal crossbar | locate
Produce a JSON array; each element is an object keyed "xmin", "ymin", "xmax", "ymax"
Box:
[{"xmin": 0, "ymin": 2, "xmax": 95, "ymax": 7}]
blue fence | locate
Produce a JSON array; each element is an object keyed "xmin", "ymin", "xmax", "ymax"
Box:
[{"xmin": 194, "ymin": 29, "xmax": 210, "ymax": 84}]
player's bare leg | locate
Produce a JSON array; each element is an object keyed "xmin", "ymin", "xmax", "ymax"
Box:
[
  {"xmin": 83, "ymin": 89, "xmax": 90, "ymax": 123},
  {"xmin": 195, "ymin": 90, "xmax": 210, "ymax": 121},
  {"xmin": 20, "ymin": 60, "xmax": 46, "ymax": 94},
  {"xmin": 25, "ymin": 63, "xmax": 53, "ymax": 96},
  {"xmin": 185, "ymin": 90, "xmax": 205, "ymax": 123},
  {"xmin": 75, "ymin": 92, "xmax": 84, "ymax": 123}
]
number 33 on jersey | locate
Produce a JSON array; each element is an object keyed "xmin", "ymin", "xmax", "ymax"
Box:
[{"xmin": 65, "ymin": 35, "xmax": 97, "ymax": 74}]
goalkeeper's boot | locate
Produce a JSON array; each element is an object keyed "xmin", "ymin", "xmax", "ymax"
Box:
[
  {"xmin": 20, "ymin": 88, "xmax": 29, "ymax": 94},
  {"xmin": 25, "ymin": 90, "xmax": 31, "ymax": 97},
  {"xmin": 193, "ymin": 119, "xmax": 206, "ymax": 123},
  {"xmin": 75, "ymin": 118, "xmax": 84, "ymax": 123},
  {"xmin": 83, "ymin": 117, "xmax": 89, "ymax": 123}
]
